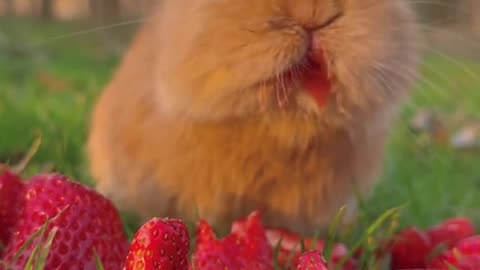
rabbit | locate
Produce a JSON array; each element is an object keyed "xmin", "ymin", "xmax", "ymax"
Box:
[{"xmin": 87, "ymin": 0, "xmax": 422, "ymax": 235}]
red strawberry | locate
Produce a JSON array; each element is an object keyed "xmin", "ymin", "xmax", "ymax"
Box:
[
  {"xmin": 427, "ymin": 218, "xmax": 476, "ymax": 250},
  {"xmin": 266, "ymin": 228, "xmax": 325, "ymax": 268},
  {"xmin": 265, "ymin": 228, "xmax": 356, "ymax": 270},
  {"xmin": 453, "ymin": 254, "xmax": 480, "ymax": 270},
  {"xmin": 296, "ymin": 251, "xmax": 329, "ymax": 270},
  {"xmin": 125, "ymin": 217, "xmax": 190, "ymax": 270},
  {"xmin": 193, "ymin": 211, "xmax": 273, "ymax": 270},
  {"xmin": 428, "ymin": 236, "xmax": 480, "ymax": 269},
  {"xmin": 230, "ymin": 212, "xmax": 275, "ymax": 267},
  {"xmin": 455, "ymin": 236, "xmax": 480, "ymax": 254},
  {"xmin": 389, "ymin": 227, "xmax": 433, "ymax": 269},
  {"xmin": 0, "ymin": 170, "xmax": 25, "ymax": 247},
  {"xmin": 1, "ymin": 174, "xmax": 129, "ymax": 270}
]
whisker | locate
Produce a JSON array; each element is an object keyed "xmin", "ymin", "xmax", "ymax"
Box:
[
  {"xmin": 382, "ymin": 39, "xmax": 480, "ymax": 86},
  {"xmin": 258, "ymin": 80, "xmax": 268, "ymax": 112},
  {"xmin": 31, "ymin": 17, "xmax": 152, "ymax": 48},
  {"xmin": 378, "ymin": 58, "xmax": 456, "ymax": 100},
  {"xmin": 428, "ymin": 49, "xmax": 480, "ymax": 82},
  {"xmin": 274, "ymin": 67, "xmax": 283, "ymax": 109},
  {"xmin": 407, "ymin": 0, "xmax": 472, "ymax": 16},
  {"xmin": 406, "ymin": 23, "xmax": 480, "ymax": 49},
  {"xmin": 367, "ymin": 65, "xmax": 457, "ymax": 166}
]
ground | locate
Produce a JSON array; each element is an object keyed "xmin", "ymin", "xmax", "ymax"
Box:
[{"xmin": 1, "ymin": 17, "xmax": 480, "ymax": 238}]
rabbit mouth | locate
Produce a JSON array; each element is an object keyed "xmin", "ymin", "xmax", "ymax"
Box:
[
  {"xmin": 296, "ymin": 55, "xmax": 332, "ymax": 107},
  {"xmin": 272, "ymin": 52, "xmax": 333, "ymax": 108},
  {"xmin": 253, "ymin": 43, "xmax": 333, "ymax": 110}
]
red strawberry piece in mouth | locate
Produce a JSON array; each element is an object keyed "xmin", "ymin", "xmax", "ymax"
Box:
[
  {"xmin": 281, "ymin": 47, "xmax": 332, "ymax": 108},
  {"xmin": 301, "ymin": 52, "xmax": 332, "ymax": 107}
]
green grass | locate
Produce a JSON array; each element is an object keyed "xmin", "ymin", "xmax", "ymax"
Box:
[{"xmin": 1, "ymin": 17, "xmax": 480, "ymax": 239}]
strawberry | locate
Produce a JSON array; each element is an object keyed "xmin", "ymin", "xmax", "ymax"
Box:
[
  {"xmin": 266, "ymin": 228, "xmax": 323, "ymax": 267},
  {"xmin": 296, "ymin": 251, "xmax": 329, "ymax": 270},
  {"xmin": 1, "ymin": 173, "xmax": 129, "ymax": 270},
  {"xmin": 0, "ymin": 170, "xmax": 25, "ymax": 248},
  {"xmin": 193, "ymin": 211, "xmax": 273, "ymax": 270},
  {"xmin": 427, "ymin": 218, "xmax": 476, "ymax": 250},
  {"xmin": 230, "ymin": 212, "xmax": 274, "ymax": 267},
  {"xmin": 125, "ymin": 217, "xmax": 190, "ymax": 270},
  {"xmin": 265, "ymin": 228, "xmax": 356, "ymax": 270},
  {"xmin": 428, "ymin": 236, "xmax": 480, "ymax": 269},
  {"xmin": 389, "ymin": 227, "xmax": 433, "ymax": 269}
]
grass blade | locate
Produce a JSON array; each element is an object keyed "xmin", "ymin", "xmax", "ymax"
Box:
[
  {"xmin": 284, "ymin": 243, "xmax": 300, "ymax": 270},
  {"xmin": 9, "ymin": 205, "xmax": 70, "ymax": 268},
  {"xmin": 273, "ymin": 238, "xmax": 283, "ymax": 270},
  {"xmin": 24, "ymin": 244, "xmax": 40, "ymax": 270},
  {"xmin": 12, "ymin": 135, "xmax": 42, "ymax": 175},
  {"xmin": 36, "ymin": 227, "xmax": 59, "ymax": 270},
  {"xmin": 366, "ymin": 207, "xmax": 404, "ymax": 236},
  {"xmin": 300, "ymin": 238, "xmax": 306, "ymax": 253},
  {"xmin": 23, "ymin": 218, "xmax": 50, "ymax": 270},
  {"xmin": 311, "ymin": 230, "xmax": 322, "ymax": 251},
  {"xmin": 10, "ymin": 223, "xmax": 47, "ymax": 266},
  {"xmin": 447, "ymin": 264, "xmax": 459, "ymax": 270},
  {"xmin": 335, "ymin": 207, "xmax": 402, "ymax": 270},
  {"xmin": 93, "ymin": 249, "xmax": 106, "ymax": 270},
  {"xmin": 324, "ymin": 206, "xmax": 346, "ymax": 261}
]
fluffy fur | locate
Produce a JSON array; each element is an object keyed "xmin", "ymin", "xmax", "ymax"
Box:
[{"xmin": 88, "ymin": 0, "xmax": 422, "ymax": 234}]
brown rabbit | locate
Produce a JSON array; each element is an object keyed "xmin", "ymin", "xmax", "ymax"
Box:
[{"xmin": 87, "ymin": 0, "xmax": 422, "ymax": 234}]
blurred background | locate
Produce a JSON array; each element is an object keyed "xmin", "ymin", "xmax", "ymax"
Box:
[{"xmin": 0, "ymin": 0, "xmax": 479, "ymax": 231}]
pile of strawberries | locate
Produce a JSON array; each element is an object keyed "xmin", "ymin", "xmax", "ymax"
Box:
[
  {"xmin": 389, "ymin": 218, "xmax": 479, "ymax": 269},
  {"xmin": 0, "ymin": 167, "xmax": 479, "ymax": 270}
]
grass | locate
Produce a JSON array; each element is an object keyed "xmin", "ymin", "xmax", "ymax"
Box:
[{"xmin": 1, "ymin": 16, "xmax": 480, "ymax": 244}]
